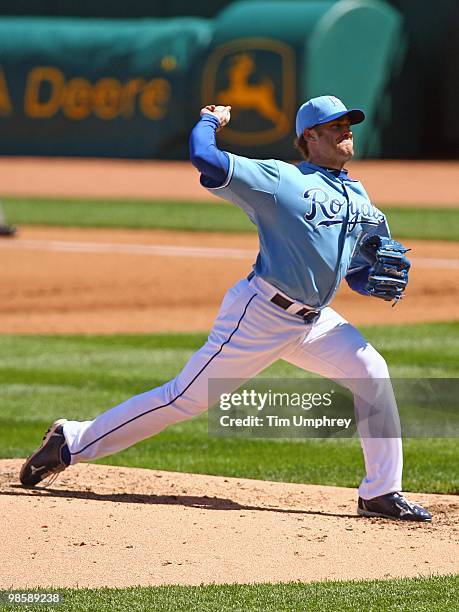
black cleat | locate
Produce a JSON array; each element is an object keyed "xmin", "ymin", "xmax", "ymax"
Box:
[
  {"xmin": 20, "ymin": 419, "xmax": 70, "ymax": 487},
  {"xmin": 358, "ymin": 491, "xmax": 432, "ymax": 522}
]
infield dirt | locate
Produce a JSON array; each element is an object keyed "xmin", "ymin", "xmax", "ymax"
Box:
[
  {"xmin": 1, "ymin": 459, "xmax": 458, "ymax": 588},
  {"xmin": 0, "ymin": 226, "xmax": 458, "ymax": 333}
]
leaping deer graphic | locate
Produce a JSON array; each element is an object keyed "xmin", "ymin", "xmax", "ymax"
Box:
[{"xmin": 217, "ymin": 53, "xmax": 288, "ymax": 129}]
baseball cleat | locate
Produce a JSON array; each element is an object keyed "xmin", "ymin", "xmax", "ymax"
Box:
[
  {"xmin": 19, "ymin": 419, "xmax": 70, "ymax": 487},
  {"xmin": 357, "ymin": 492, "xmax": 432, "ymax": 522}
]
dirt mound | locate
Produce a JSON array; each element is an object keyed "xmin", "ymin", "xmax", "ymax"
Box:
[{"xmin": 1, "ymin": 459, "xmax": 457, "ymax": 588}]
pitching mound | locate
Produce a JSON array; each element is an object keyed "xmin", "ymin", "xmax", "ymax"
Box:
[{"xmin": 0, "ymin": 460, "xmax": 457, "ymax": 589}]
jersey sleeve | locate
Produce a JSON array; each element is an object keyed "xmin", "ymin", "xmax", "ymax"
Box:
[
  {"xmin": 202, "ymin": 153, "xmax": 280, "ymax": 222},
  {"xmin": 189, "ymin": 114, "xmax": 230, "ymax": 184}
]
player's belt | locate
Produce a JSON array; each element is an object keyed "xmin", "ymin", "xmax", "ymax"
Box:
[
  {"xmin": 270, "ymin": 293, "xmax": 320, "ymax": 323},
  {"xmin": 247, "ymin": 271, "xmax": 319, "ymax": 324}
]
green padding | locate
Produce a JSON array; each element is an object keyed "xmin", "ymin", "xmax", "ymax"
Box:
[
  {"xmin": 0, "ymin": 2, "xmax": 405, "ymax": 159},
  {"xmin": 213, "ymin": 1, "xmax": 335, "ymax": 44},
  {"xmin": 0, "ymin": 17, "xmax": 212, "ymax": 157},
  {"xmin": 306, "ymin": 0, "xmax": 404, "ymax": 157}
]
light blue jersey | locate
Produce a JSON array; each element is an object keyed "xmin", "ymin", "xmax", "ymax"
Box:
[{"xmin": 206, "ymin": 154, "xmax": 390, "ymax": 308}]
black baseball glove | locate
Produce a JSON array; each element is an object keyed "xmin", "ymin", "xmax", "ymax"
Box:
[{"xmin": 359, "ymin": 235, "xmax": 411, "ymax": 305}]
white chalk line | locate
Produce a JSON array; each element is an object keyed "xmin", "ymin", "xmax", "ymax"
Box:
[
  {"xmin": 0, "ymin": 238, "xmax": 254, "ymax": 260},
  {"xmin": 0, "ymin": 238, "xmax": 458, "ymax": 268}
]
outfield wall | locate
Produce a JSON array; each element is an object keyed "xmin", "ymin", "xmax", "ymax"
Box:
[
  {"xmin": 0, "ymin": 0, "xmax": 456, "ymax": 159},
  {"xmin": 0, "ymin": 1, "xmax": 403, "ymax": 159}
]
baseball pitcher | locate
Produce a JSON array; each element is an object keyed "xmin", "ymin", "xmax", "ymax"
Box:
[{"xmin": 19, "ymin": 96, "xmax": 431, "ymax": 521}]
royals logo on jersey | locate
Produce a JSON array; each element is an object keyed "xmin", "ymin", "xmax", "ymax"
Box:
[{"xmin": 303, "ymin": 187, "xmax": 385, "ymax": 232}]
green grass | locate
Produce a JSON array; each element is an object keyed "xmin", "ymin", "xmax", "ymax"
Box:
[
  {"xmin": 0, "ymin": 323, "xmax": 457, "ymax": 493},
  {"xmin": 1, "ymin": 576, "xmax": 458, "ymax": 611},
  {"xmin": 383, "ymin": 208, "xmax": 459, "ymax": 242},
  {"xmin": 2, "ymin": 197, "xmax": 253, "ymax": 233},
  {"xmin": 2, "ymin": 196, "xmax": 458, "ymax": 240}
]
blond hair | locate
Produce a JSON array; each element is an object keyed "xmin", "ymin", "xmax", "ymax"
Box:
[{"xmin": 294, "ymin": 134, "xmax": 309, "ymax": 160}]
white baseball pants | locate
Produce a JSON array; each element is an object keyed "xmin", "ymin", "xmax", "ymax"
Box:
[{"xmin": 63, "ymin": 274, "xmax": 403, "ymax": 499}]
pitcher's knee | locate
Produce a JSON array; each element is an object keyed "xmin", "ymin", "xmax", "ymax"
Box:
[
  {"xmin": 352, "ymin": 345, "xmax": 389, "ymax": 379},
  {"xmin": 160, "ymin": 379, "xmax": 208, "ymax": 416}
]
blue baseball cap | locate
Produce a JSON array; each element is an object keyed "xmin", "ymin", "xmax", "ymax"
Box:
[{"xmin": 295, "ymin": 95, "xmax": 365, "ymax": 137}]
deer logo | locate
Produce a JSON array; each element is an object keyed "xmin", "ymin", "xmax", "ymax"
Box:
[
  {"xmin": 202, "ymin": 39, "xmax": 295, "ymax": 145},
  {"xmin": 217, "ymin": 53, "xmax": 288, "ymax": 130}
]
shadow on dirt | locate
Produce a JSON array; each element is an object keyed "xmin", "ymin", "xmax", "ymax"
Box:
[{"xmin": 1, "ymin": 484, "xmax": 359, "ymax": 519}]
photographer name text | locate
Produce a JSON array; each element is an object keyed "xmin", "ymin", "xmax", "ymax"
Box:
[{"xmin": 219, "ymin": 414, "xmax": 352, "ymax": 429}]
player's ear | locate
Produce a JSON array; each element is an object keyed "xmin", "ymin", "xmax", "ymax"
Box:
[{"xmin": 303, "ymin": 128, "xmax": 317, "ymax": 143}]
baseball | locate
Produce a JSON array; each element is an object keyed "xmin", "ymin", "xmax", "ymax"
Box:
[
  {"xmin": 215, "ymin": 105, "xmax": 230, "ymax": 119},
  {"xmin": 214, "ymin": 105, "xmax": 231, "ymax": 129}
]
